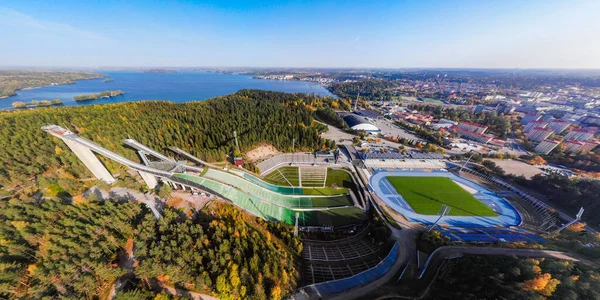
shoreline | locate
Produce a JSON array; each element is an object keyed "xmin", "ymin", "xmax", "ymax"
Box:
[
  {"xmin": 0, "ymin": 72, "xmax": 333, "ymax": 109},
  {"xmin": 0, "ymin": 75, "xmax": 105, "ymax": 100}
]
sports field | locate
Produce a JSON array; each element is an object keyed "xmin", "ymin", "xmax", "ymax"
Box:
[
  {"xmin": 386, "ymin": 176, "xmax": 498, "ymax": 217},
  {"xmin": 263, "ymin": 167, "xmax": 352, "ymax": 195},
  {"xmin": 264, "ymin": 166, "xmax": 300, "ymax": 186}
]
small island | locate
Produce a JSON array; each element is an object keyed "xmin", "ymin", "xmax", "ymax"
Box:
[
  {"xmin": 103, "ymin": 78, "xmax": 114, "ymax": 83},
  {"xmin": 12, "ymin": 98, "xmax": 63, "ymax": 109},
  {"xmin": 74, "ymin": 90, "xmax": 124, "ymax": 101}
]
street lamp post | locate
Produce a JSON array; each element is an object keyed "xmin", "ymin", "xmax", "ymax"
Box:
[
  {"xmin": 459, "ymin": 139, "xmax": 490, "ymax": 172},
  {"xmin": 291, "ymin": 138, "xmax": 295, "ymax": 165}
]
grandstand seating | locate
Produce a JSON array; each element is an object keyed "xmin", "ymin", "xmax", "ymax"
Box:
[
  {"xmin": 302, "ymin": 230, "xmax": 387, "ymax": 285},
  {"xmin": 302, "ymin": 239, "xmax": 379, "ymax": 262},
  {"xmin": 257, "ymin": 153, "xmax": 335, "ymax": 175},
  {"xmin": 440, "ymin": 227, "xmax": 545, "ymax": 243},
  {"xmin": 458, "ymin": 166, "xmax": 557, "ymax": 231},
  {"xmin": 305, "ymin": 257, "xmax": 382, "ymax": 284},
  {"xmin": 364, "ymin": 159, "xmax": 446, "ymax": 170},
  {"xmin": 302, "ymin": 242, "xmax": 399, "ymax": 293},
  {"xmin": 361, "ymin": 152, "xmax": 444, "ymax": 160}
]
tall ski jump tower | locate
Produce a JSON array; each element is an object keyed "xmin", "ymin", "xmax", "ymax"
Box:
[{"xmin": 42, "ymin": 125, "xmax": 116, "ymax": 184}]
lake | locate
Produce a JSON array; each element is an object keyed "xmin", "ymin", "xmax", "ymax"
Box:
[{"xmin": 0, "ymin": 71, "xmax": 334, "ymax": 109}]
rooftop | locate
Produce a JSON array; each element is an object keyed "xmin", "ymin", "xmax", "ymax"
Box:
[
  {"xmin": 532, "ymin": 127, "xmax": 553, "ymax": 132},
  {"xmin": 459, "ymin": 121, "xmax": 488, "ymax": 128},
  {"xmin": 541, "ymin": 139, "xmax": 561, "ymax": 144},
  {"xmin": 571, "ymin": 128, "xmax": 595, "ymax": 133},
  {"xmin": 451, "ymin": 126, "xmax": 493, "ymax": 138},
  {"xmin": 549, "ymin": 119, "xmax": 570, "ymax": 124}
]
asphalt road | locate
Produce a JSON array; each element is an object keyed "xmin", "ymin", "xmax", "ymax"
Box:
[{"xmin": 418, "ymin": 246, "xmax": 593, "ymax": 280}]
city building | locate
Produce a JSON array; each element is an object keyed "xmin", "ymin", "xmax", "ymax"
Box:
[
  {"xmin": 526, "ymin": 127, "xmax": 554, "ymax": 142},
  {"xmin": 473, "ymin": 104, "xmax": 486, "ymax": 114},
  {"xmin": 395, "ymin": 112, "xmax": 433, "ymax": 126},
  {"xmin": 524, "ymin": 120, "xmax": 548, "ymax": 133},
  {"xmin": 564, "ymin": 128, "xmax": 595, "ymax": 141},
  {"xmin": 564, "ymin": 140, "xmax": 585, "ymax": 154},
  {"xmin": 450, "ymin": 126, "xmax": 493, "ymax": 144},
  {"xmin": 496, "ymin": 103, "xmax": 515, "ymax": 114},
  {"xmin": 357, "ymin": 109, "xmax": 383, "ymax": 119},
  {"xmin": 581, "ymin": 116, "xmax": 600, "ymax": 127},
  {"xmin": 343, "ymin": 114, "xmax": 380, "ymax": 132},
  {"xmin": 521, "ymin": 114, "xmax": 542, "ymax": 125},
  {"xmin": 547, "ymin": 119, "xmax": 571, "ymax": 134},
  {"xmin": 580, "ymin": 141, "xmax": 600, "ymax": 154},
  {"xmin": 534, "ymin": 140, "xmax": 561, "ymax": 155},
  {"xmin": 457, "ymin": 121, "xmax": 488, "ymax": 134},
  {"xmin": 234, "ymin": 157, "xmax": 244, "ymax": 166}
]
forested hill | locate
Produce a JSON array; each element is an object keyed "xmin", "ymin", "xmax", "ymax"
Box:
[
  {"xmin": 0, "ymin": 90, "xmax": 346, "ymax": 194},
  {"xmin": 0, "ymin": 70, "xmax": 104, "ymax": 98},
  {"xmin": 0, "ymin": 196, "xmax": 302, "ymax": 299}
]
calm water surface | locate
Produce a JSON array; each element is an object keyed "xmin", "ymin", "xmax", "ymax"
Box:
[{"xmin": 0, "ymin": 71, "xmax": 333, "ymax": 109}]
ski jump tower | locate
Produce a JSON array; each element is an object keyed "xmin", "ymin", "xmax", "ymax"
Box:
[
  {"xmin": 41, "ymin": 125, "xmax": 171, "ymax": 189},
  {"xmin": 42, "ymin": 125, "xmax": 116, "ymax": 184}
]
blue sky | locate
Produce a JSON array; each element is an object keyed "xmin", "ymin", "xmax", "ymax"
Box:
[{"xmin": 1, "ymin": 0, "xmax": 599, "ymax": 68}]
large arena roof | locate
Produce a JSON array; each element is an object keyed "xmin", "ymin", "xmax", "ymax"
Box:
[{"xmin": 343, "ymin": 114, "xmax": 380, "ymax": 132}]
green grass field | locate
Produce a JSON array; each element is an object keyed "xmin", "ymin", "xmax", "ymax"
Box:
[
  {"xmin": 325, "ymin": 169, "xmax": 353, "ymax": 187},
  {"xmin": 421, "ymin": 98, "xmax": 444, "ymax": 104},
  {"xmin": 263, "ymin": 167, "xmax": 353, "ymax": 196},
  {"xmin": 386, "ymin": 176, "xmax": 498, "ymax": 216},
  {"xmin": 303, "ymin": 187, "xmax": 348, "ymax": 196},
  {"xmin": 264, "ymin": 166, "xmax": 299, "ymax": 186}
]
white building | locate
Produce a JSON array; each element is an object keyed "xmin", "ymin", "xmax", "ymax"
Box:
[{"xmin": 342, "ymin": 114, "xmax": 380, "ymax": 132}]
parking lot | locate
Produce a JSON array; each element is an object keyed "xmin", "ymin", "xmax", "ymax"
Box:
[{"xmin": 372, "ymin": 119, "xmax": 424, "ymax": 142}]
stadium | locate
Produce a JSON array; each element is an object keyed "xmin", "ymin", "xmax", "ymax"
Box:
[
  {"xmin": 369, "ymin": 169, "xmax": 521, "ymax": 228},
  {"xmin": 363, "ymin": 152, "xmax": 555, "ymax": 243}
]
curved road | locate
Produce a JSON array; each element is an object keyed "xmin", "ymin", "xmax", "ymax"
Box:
[{"xmin": 418, "ymin": 246, "xmax": 593, "ymax": 280}]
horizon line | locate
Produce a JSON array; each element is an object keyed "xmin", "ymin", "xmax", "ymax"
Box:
[{"xmin": 2, "ymin": 65, "xmax": 600, "ymax": 71}]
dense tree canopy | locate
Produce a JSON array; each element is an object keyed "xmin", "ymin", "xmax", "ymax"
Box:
[
  {"xmin": 0, "ymin": 197, "xmax": 146, "ymax": 298},
  {"xmin": 315, "ymin": 107, "xmax": 348, "ymax": 130},
  {"xmin": 135, "ymin": 202, "xmax": 301, "ymax": 300},
  {"xmin": 0, "ymin": 90, "xmax": 339, "ymax": 194},
  {"xmin": 0, "ymin": 197, "xmax": 302, "ymax": 299},
  {"xmin": 427, "ymin": 255, "xmax": 600, "ymax": 300}
]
